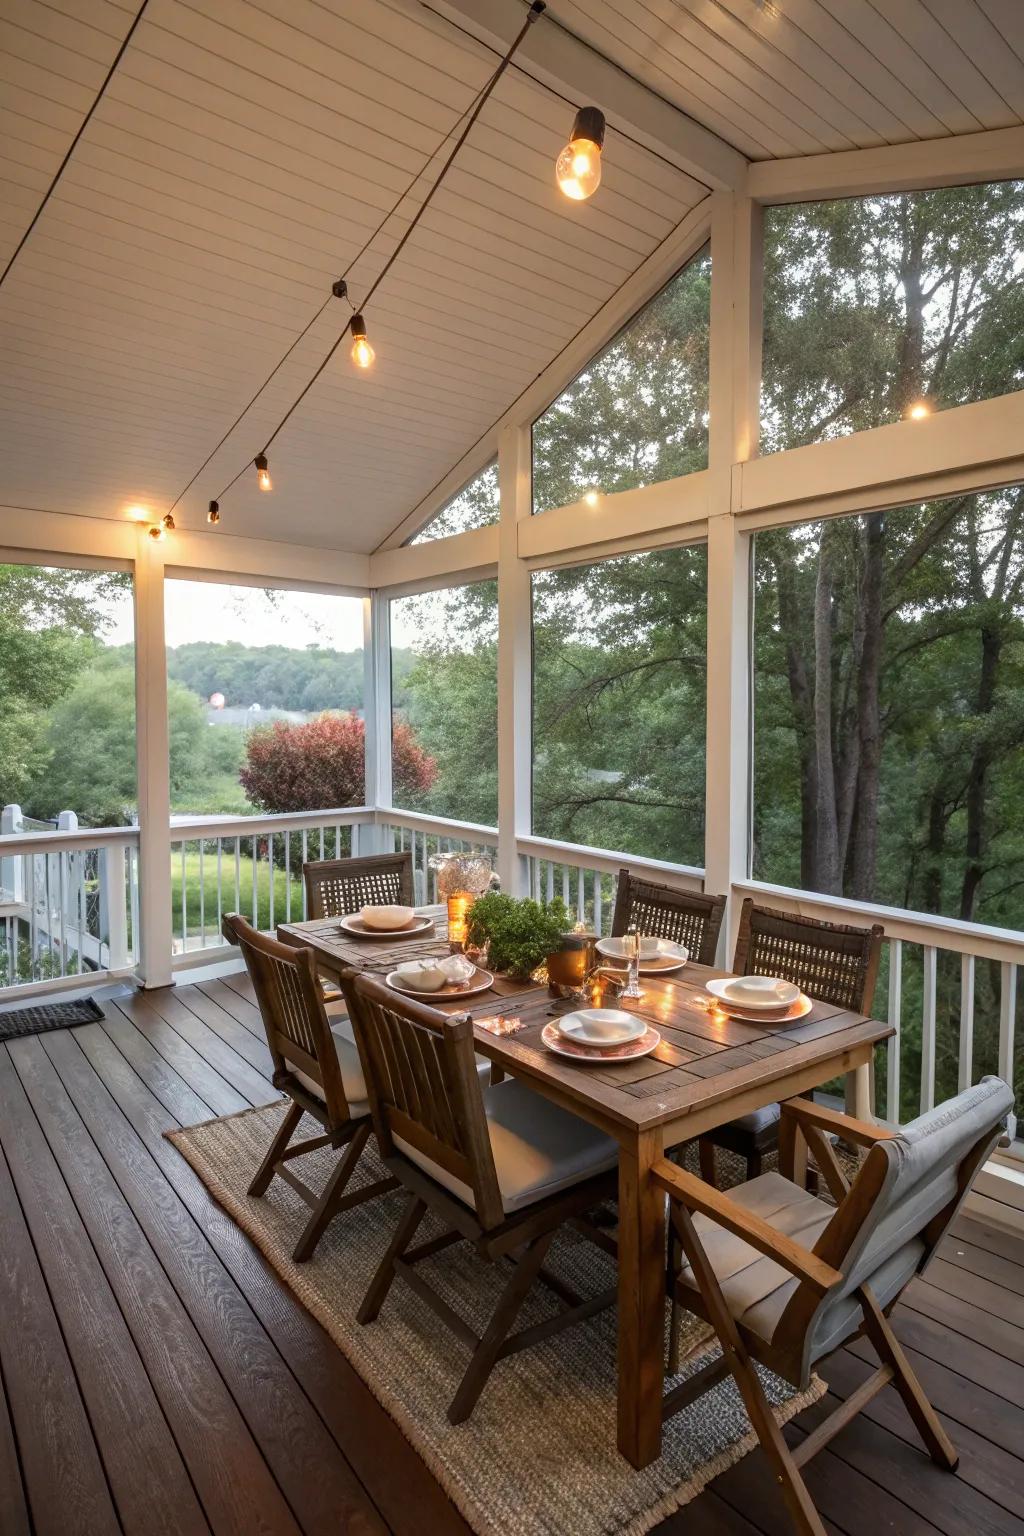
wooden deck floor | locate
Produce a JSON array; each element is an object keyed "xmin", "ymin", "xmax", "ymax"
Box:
[{"xmin": 1, "ymin": 971, "xmax": 1023, "ymax": 1536}]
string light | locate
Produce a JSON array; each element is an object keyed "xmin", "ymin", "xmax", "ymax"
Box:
[
  {"xmin": 350, "ymin": 313, "xmax": 375, "ymax": 370},
  {"xmin": 162, "ymin": 513, "xmax": 175, "ymax": 531},
  {"xmin": 556, "ymin": 107, "xmax": 606, "ymax": 201},
  {"xmin": 207, "ymin": 500, "xmax": 220, "ymax": 525},
  {"xmin": 148, "ymin": 524, "xmax": 165, "ymax": 541},
  {"xmin": 255, "ymin": 453, "xmax": 272, "ymax": 491},
  {"xmin": 907, "ymin": 400, "xmax": 931, "ymax": 420},
  {"xmin": 583, "ymin": 488, "xmax": 600, "ymax": 506}
]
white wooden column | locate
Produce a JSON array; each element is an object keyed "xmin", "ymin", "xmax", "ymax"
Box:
[
  {"xmin": 496, "ymin": 422, "xmax": 532, "ymax": 895},
  {"xmin": 363, "ymin": 590, "xmax": 392, "ymax": 850},
  {"xmin": 703, "ymin": 190, "xmax": 762, "ymax": 959},
  {"xmin": 133, "ymin": 526, "xmax": 174, "ymax": 988}
]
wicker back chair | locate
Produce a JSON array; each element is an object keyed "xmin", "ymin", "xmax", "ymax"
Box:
[
  {"xmin": 303, "ymin": 851, "xmax": 414, "ymax": 920},
  {"xmin": 222, "ymin": 913, "xmax": 396, "ymax": 1259},
  {"xmin": 341, "ymin": 969, "xmax": 618, "ymax": 1423},
  {"xmin": 611, "ymin": 868, "xmax": 726, "ymax": 966},
  {"xmin": 699, "ymin": 899, "xmax": 885, "ymax": 1187},
  {"xmin": 661, "ymin": 1078, "xmax": 1013, "ymax": 1536}
]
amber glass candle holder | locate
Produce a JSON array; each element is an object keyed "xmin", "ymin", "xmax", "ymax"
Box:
[{"xmin": 446, "ymin": 891, "xmax": 474, "ymax": 952}]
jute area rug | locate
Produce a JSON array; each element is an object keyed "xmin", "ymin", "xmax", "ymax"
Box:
[{"xmin": 169, "ymin": 1103, "xmax": 824, "ymax": 1536}]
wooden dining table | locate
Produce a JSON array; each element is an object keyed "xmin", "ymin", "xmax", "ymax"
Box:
[{"xmin": 277, "ymin": 911, "xmax": 893, "ymax": 1469}]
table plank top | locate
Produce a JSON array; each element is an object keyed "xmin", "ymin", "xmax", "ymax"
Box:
[{"xmin": 277, "ymin": 915, "xmax": 892, "ymax": 1135}]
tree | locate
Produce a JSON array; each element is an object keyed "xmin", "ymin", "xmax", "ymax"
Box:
[{"xmin": 239, "ymin": 712, "xmax": 436, "ymax": 812}]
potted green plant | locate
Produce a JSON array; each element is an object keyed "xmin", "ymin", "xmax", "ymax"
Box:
[{"xmin": 466, "ymin": 892, "xmax": 571, "ymax": 979}]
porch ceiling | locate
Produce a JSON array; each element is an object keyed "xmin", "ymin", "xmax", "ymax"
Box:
[{"xmin": 0, "ymin": 0, "xmax": 706, "ymax": 553}]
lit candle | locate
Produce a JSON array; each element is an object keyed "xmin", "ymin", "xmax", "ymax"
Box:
[{"xmin": 447, "ymin": 891, "xmax": 473, "ymax": 951}]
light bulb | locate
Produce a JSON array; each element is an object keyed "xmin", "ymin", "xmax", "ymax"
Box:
[
  {"xmin": 907, "ymin": 400, "xmax": 930, "ymax": 420},
  {"xmin": 255, "ymin": 453, "xmax": 271, "ymax": 491},
  {"xmin": 162, "ymin": 513, "xmax": 175, "ymax": 531},
  {"xmin": 207, "ymin": 500, "xmax": 220, "ymax": 525},
  {"xmin": 583, "ymin": 488, "xmax": 600, "ymax": 507},
  {"xmin": 350, "ymin": 313, "xmax": 375, "ymax": 370},
  {"xmin": 148, "ymin": 524, "xmax": 165, "ymax": 542},
  {"xmin": 556, "ymin": 107, "xmax": 605, "ymax": 201}
]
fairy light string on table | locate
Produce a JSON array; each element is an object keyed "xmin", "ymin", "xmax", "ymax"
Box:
[{"xmin": 158, "ymin": 0, "xmax": 615, "ymax": 531}]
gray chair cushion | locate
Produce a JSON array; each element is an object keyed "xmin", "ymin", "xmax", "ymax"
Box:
[
  {"xmin": 396, "ymin": 1075, "xmax": 618, "ymax": 1215},
  {"xmin": 675, "ymin": 1171, "xmax": 834, "ymax": 1346}
]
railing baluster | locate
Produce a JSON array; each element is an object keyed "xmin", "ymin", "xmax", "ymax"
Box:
[
  {"xmin": 576, "ymin": 864, "xmax": 585, "ymax": 925},
  {"xmin": 284, "ymin": 833, "xmax": 292, "ymax": 922},
  {"xmin": 545, "ymin": 861, "xmax": 554, "ymax": 903},
  {"xmin": 886, "ymin": 938, "xmax": 902, "ymax": 1125},
  {"xmin": 920, "ymin": 945, "xmax": 937, "ymax": 1114},
  {"xmin": 76, "ymin": 851, "xmax": 86, "ymax": 974},
  {"xmin": 318, "ymin": 825, "xmax": 325, "ymax": 860},
  {"xmin": 216, "ymin": 839, "xmax": 223, "ymax": 938},
  {"xmin": 958, "ymin": 953, "xmax": 975, "ymax": 1093},
  {"xmin": 234, "ymin": 837, "xmax": 241, "ymax": 917},
  {"xmin": 198, "ymin": 839, "xmax": 206, "ymax": 948},
  {"xmin": 999, "ymin": 961, "xmax": 1018, "ymax": 1143},
  {"xmin": 251, "ymin": 837, "xmax": 259, "ymax": 928},
  {"xmin": 594, "ymin": 871, "xmax": 603, "ymax": 936},
  {"xmin": 180, "ymin": 841, "xmax": 187, "ymax": 953},
  {"xmin": 268, "ymin": 834, "xmax": 275, "ymax": 931}
]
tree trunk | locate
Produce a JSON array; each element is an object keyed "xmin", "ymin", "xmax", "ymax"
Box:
[
  {"xmin": 772, "ymin": 550, "xmax": 818, "ymax": 887},
  {"xmin": 960, "ymin": 625, "xmax": 1001, "ymax": 921},
  {"xmin": 851, "ymin": 513, "xmax": 886, "ymax": 901},
  {"xmin": 813, "ymin": 524, "xmax": 841, "ymax": 894}
]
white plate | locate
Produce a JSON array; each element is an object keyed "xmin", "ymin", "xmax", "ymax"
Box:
[
  {"xmin": 557, "ymin": 1008, "xmax": 647, "ymax": 1047},
  {"xmin": 595, "ymin": 937, "xmax": 689, "ymax": 975},
  {"xmin": 710, "ymin": 993, "xmax": 813, "ymax": 1025},
  {"xmin": 541, "ymin": 1020, "xmax": 660, "ymax": 1062},
  {"xmin": 706, "ymin": 975, "xmax": 801, "ymax": 1011},
  {"xmin": 338, "ymin": 913, "xmax": 434, "ymax": 940},
  {"xmin": 385, "ymin": 967, "xmax": 494, "ymax": 1000}
]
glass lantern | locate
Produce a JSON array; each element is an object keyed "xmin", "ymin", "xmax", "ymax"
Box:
[{"xmin": 428, "ymin": 851, "xmax": 495, "ymax": 951}]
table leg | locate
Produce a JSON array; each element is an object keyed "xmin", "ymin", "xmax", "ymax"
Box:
[
  {"xmin": 617, "ymin": 1127, "xmax": 665, "ymax": 1468},
  {"xmin": 845, "ymin": 1062, "xmax": 874, "ymax": 1121}
]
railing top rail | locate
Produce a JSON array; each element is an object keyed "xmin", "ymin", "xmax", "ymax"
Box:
[
  {"xmin": 169, "ymin": 807, "xmax": 375, "ymax": 840},
  {"xmin": 736, "ymin": 879, "xmax": 1024, "ymax": 965},
  {"xmin": 0, "ymin": 826, "xmax": 139, "ymax": 855},
  {"xmin": 379, "ymin": 807, "xmax": 500, "ymax": 844},
  {"xmin": 516, "ymin": 833, "xmax": 706, "ymax": 889}
]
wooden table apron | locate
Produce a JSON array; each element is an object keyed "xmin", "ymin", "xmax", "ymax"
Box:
[{"xmin": 278, "ymin": 915, "xmax": 892, "ymax": 1469}]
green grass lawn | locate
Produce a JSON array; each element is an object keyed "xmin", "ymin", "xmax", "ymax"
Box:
[{"xmin": 171, "ymin": 850, "xmax": 304, "ymax": 943}]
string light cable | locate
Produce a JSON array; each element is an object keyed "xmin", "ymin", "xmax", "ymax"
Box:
[{"xmin": 207, "ymin": 0, "xmax": 547, "ymax": 513}]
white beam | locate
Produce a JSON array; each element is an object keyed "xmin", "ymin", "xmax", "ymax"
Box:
[
  {"xmin": 133, "ymin": 525, "xmax": 174, "ymax": 989},
  {"xmin": 425, "ymin": 0, "xmax": 745, "ymax": 191},
  {"xmin": 368, "ymin": 523, "xmax": 498, "ymax": 593},
  {"xmin": 518, "ymin": 474, "xmax": 709, "ymax": 565},
  {"xmin": 377, "ymin": 198, "xmax": 712, "ymax": 550},
  {"xmin": 748, "ymin": 125, "xmax": 1024, "ymax": 206},
  {"xmin": 496, "ymin": 422, "xmax": 533, "ymax": 896}
]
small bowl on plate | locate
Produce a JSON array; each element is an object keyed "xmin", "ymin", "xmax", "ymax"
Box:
[
  {"xmin": 707, "ymin": 975, "xmax": 801, "ymax": 1011},
  {"xmin": 393, "ymin": 959, "xmax": 448, "ymax": 993},
  {"xmin": 557, "ymin": 1008, "xmax": 647, "ymax": 1048},
  {"xmin": 359, "ymin": 904, "xmax": 416, "ymax": 932}
]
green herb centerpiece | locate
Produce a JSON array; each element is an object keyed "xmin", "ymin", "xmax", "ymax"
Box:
[{"xmin": 465, "ymin": 892, "xmax": 570, "ymax": 980}]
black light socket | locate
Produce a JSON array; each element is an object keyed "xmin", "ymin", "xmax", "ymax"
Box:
[
  {"xmin": 350, "ymin": 312, "xmax": 368, "ymax": 340},
  {"xmin": 331, "ymin": 277, "xmax": 349, "ymax": 300},
  {"xmin": 571, "ymin": 106, "xmax": 606, "ymax": 149}
]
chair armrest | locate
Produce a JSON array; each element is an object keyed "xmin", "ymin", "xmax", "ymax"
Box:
[
  {"xmin": 652, "ymin": 1159, "xmax": 843, "ymax": 1296},
  {"xmin": 780, "ymin": 1098, "xmax": 895, "ymax": 1149}
]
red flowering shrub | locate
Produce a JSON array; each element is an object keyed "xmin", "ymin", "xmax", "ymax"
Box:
[{"xmin": 239, "ymin": 712, "xmax": 436, "ymax": 812}]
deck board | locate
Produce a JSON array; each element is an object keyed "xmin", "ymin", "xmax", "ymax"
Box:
[{"xmin": 1, "ymin": 971, "xmax": 1022, "ymax": 1536}]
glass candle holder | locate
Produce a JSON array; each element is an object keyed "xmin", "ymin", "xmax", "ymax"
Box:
[{"xmin": 446, "ymin": 891, "xmax": 473, "ymax": 951}]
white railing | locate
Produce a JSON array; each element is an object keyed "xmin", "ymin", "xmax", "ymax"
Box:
[
  {"xmin": 0, "ymin": 823, "xmax": 139, "ymax": 998},
  {"xmin": 736, "ymin": 880, "xmax": 1022, "ymax": 1151},
  {"xmin": 518, "ymin": 833, "xmax": 704, "ymax": 936},
  {"xmin": 168, "ymin": 808, "xmax": 376, "ymax": 964}
]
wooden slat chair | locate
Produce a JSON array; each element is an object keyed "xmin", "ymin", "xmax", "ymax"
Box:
[
  {"xmin": 222, "ymin": 913, "xmax": 397, "ymax": 1261},
  {"xmin": 611, "ymin": 867, "xmax": 726, "ymax": 966},
  {"xmin": 699, "ymin": 898, "xmax": 884, "ymax": 1186},
  {"xmin": 340, "ymin": 969, "xmax": 620, "ymax": 1424},
  {"xmin": 658, "ymin": 1077, "xmax": 1014, "ymax": 1536},
  {"xmin": 303, "ymin": 851, "xmax": 414, "ymax": 920}
]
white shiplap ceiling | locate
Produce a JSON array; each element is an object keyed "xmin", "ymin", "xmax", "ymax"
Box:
[
  {"xmin": 0, "ymin": 0, "xmax": 707, "ymax": 552},
  {"xmin": 3, "ymin": 0, "xmax": 1024, "ymax": 554},
  {"xmin": 559, "ymin": 0, "xmax": 1024, "ymax": 159}
]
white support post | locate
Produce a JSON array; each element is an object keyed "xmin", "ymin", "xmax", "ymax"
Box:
[
  {"xmin": 496, "ymin": 422, "xmax": 532, "ymax": 896},
  {"xmin": 103, "ymin": 845, "xmax": 129, "ymax": 971},
  {"xmin": 133, "ymin": 526, "xmax": 174, "ymax": 988},
  {"xmin": 363, "ymin": 591, "xmax": 392, "ymax": 852},
  {"xmin": 703, "ymin": 190, "xmax": 762, "ymax": 961}
]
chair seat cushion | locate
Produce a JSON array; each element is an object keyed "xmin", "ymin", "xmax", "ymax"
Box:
[
  {"xmin": 727, "ymin": 1101, "xmax": 781, "ymax": 1135},
  {"xmin": 294, "ymin": 1006, "xmax": 491, "ymax": 1120},
  {"xmin": 675, "ymin": 1171, "xmax": 835, "ymax": 1347},
  {"xmin": 396, "ymin": 1075, "xmax": 618, "ymax": 1215}
]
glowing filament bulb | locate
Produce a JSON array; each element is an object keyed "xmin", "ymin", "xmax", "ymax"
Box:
[
  {"xmin": 350, "ymin": 313, "xmax": 375, "ymax": 370},
  {"xmin": 907, "ymin": 400, "xmax": 930, "ymax": 420},
  {"xmin": 255, "ymin": 453, "xmax": 272, "ymax": 491},
  {"xmin": 556, "ymin": 107, "xmax": 605, "ymax": 201},
  {"xmin": 207, "ymin": 500, "xmax": 220, "ymax": 525},
  {"xmin": 148, "ymin": 524, "xmax": 165, "ymax": 542},
  {"xmin": 583, "ymin": 488, "xmax": 600, "ymax": 507}
]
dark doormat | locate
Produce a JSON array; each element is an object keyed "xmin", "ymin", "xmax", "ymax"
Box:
[{"xmin": 0, "ymin": 997, "xmax": 104, "ymax": 1042}]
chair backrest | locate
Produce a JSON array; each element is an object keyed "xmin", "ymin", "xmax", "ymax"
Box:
[
  {"xmin": 732, "ymin": 898, "xmax": 883, "ymax": 1013},
  {"xmin": 303, "ymin": 852, "xmax": 414, "ymax": 920},
  {"xmin": 783, "ymin": 1076, "xmax": 1014, "ymax": 1374},
  {"xmin": 611, "ymin": 868, "xmax": 727, "ymax": 966},
  {"xmin": 222, "ymin": 912, "xmax": 352, "ymax": 1125},
  {"xmin": 340, "ymin": 970, "xmax": 504, "ymax": 1229}
]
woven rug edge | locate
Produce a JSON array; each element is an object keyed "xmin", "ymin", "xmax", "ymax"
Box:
[{"xmin": 167, "ymin": 1109, "xmax": 826, "ymax": 1536}]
